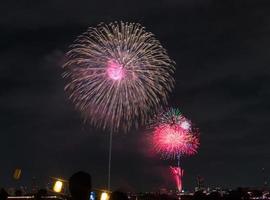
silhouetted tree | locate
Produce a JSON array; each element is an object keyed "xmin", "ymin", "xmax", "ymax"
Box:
[{"xmin": 0, "ymin": 188, "xmax": 8, "ymax": 200}]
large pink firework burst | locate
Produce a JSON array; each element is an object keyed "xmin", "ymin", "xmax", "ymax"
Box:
[{"xmin": 63, "ymin": 22, "xmax": 175, "ymax": 133}]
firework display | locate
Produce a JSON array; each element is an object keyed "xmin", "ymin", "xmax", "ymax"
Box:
[
  {"xmin": 151, "ymin": 108, "xmax": 199, "ymax": 159},
  {"xmin": 151, "ymin": 108, "xmax": 199, "ymax": 192},
  {"xmin": 63, "ymin": 21, "xmax": 175, "ymax": 132},
  {"xmin": 170, "ymin": 166, "xmax": 184, "ymax": 192}
]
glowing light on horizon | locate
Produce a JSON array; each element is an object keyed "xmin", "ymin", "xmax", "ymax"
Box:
[
  {"xmin": 100, "ymin": 192, "xmax": 109, "ymax": 200},
  {"xmin": 63, "ymin": 21, "xmax": 175, "ymax": 132},
  {"xmin": 53, "ymin": 180, "xmax": 63, "ymax": 193}
]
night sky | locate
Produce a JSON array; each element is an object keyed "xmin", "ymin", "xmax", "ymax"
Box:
[{"xmin": 1, "ymin": 0, "xmax": 270, "ymax": 192}]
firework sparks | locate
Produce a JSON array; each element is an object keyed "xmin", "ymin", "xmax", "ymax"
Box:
[
  {"xmin": 157, "ymin": 108, "xmax": 191, "ymax": 130},
  {"xmin": 151, "ymin": 108, "xmax": 199, "ymax": 159},
  {"xmin": 153, "ymin": 124, "xmax": 199, "ymax": 158},
  {"xmin": 170, "ymin": 166, "xmax": 184, "ymax": 192},
  {"xmin": 63, "ymin": 21, "xmax": 175, "ymax": 132}
]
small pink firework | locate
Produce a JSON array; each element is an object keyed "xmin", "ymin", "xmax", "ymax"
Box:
[
  {"xmin": 170, "ymin": 166, "xmax": 184, "ymax": 192},
  {"xmin": 152, "ymin": 124, "xmax": 199, "ymax": 159}
]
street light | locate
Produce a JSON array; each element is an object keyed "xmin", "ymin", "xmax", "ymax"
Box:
[
  {"xmin": 100, "ymin": 192, "xmax": 109, "ymax": 200},
  {"xmin": 53, "ymin": 180, "xmax": 63, "ymax": 193}
]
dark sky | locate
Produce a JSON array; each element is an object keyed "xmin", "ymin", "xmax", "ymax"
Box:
[{"xmin": 1, "ymin": 0, "xmax": 270, "ymax": 192}]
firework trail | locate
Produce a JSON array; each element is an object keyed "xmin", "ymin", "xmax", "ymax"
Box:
[
  {"xmin": 63, "ymin": 21, "xmax": 175, "ymax": 132},
  {"xmin": 151, "ymin": 108, "xmax": 199, "ymax": 159},
  {"xmin": 170, "ymin": 166, "xmax": 184, "ymax": 192}
]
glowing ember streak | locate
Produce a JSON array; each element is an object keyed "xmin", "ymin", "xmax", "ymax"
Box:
[
  {"xmin": 170, "ymin": 166, "xmax": 184, "ymax": 192},
  {"xmin": 63, "ymin": 21, "xmax": 175, "ymax": 132}
]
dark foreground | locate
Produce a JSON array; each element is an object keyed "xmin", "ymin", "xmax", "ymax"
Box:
[{"xmin": 1, "ymin": 188, "xmax": 270, "ymax": 200}]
